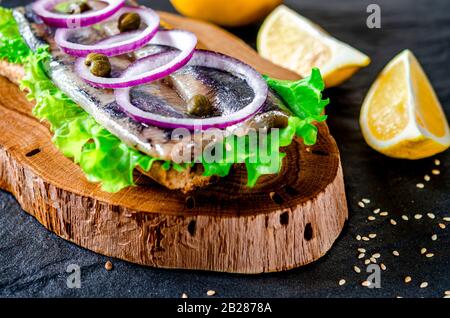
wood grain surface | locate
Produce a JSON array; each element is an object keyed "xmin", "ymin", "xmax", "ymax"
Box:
[{"xmin": 0, "ymin": 12, "xmax": 347, "ymax": 273}]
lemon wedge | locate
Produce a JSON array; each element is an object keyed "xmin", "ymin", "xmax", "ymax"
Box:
[
  {"xmin": 360, "ymin": 50, "xmax": 450, "ymax": 159},
  {"xmin": 257, "ymin": 5, "xmax": 370, "ymax": 87}
]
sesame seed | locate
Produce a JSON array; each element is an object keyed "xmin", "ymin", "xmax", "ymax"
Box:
[
  {"xmin": 370, "ymin": 257, "xmax": 377, "ymax": 263},
  {"xmin": 358, "ymin": 253, "xmax": 365, "ymax": 259},
  {"xmin": 420, "ymin": 282, "xmax": 428, "ymax": 289},
  {"xmin": 362, "ymin": 198, "xmax": 371, "ymax": 204},
  {"xmin": 390, "ymin": 219, "xmax": 397, "ymax": 226},
  {"xmin": 207, "ymin": 290, "xmax": 216, "ymax": 296},
  {"xmin": 372, "ymin": 253, "xmax": 381, "ymax": 258},
  {"xmin": 181, "ymin": 293, "xmax": 188, "ymax": 298},
  {"xmin": 414, "ymin": 214, "xmax": 423, "ymax": 220},
  {"xmin": 431, "ymin": 234, "xmax": 438, "ymax": 241},
  {"xmin": 380, "ymin": 263, "xmax": 387, "ymax": 271},
  {"xmin": 421, "ymin": 248, "xmax": 427, "ymax": 255},
  {"xmin": 369, "ymin": 233, "xmax": 377, "ymax": 239},
  {"xmin": 358, "ymin": 201, "xmax": 365, "ymax": 208},
  {"xmin": 364, "ymin": 259, "xmax": 371, "ymax": 265},
  {"xmin": 438, "ymin": 223, "xmax": 446, "ymax": 229},
  {"xmin": 353, "ymin": 266, "xmax": 361, "ymax": 273},
  {"xmin": 358, "ymin": 248, "xmax": 366, "ymax": 253},
  {"xmin": 416, "ymin": 183, "xmax": 425, "ymax": 189},
  {"xmin": 356, "ymin": 235, "xmax": 362, "ymax": 241},
  {"xmin": 443, "ymin": 217, "xmax": 450, "ymax": 222},
  {"xmin": 402, "ymin": 215, "xmax": 409, "ymax": 221},
  {"xmin": 424, "ymin": 175, "xmax": 431, "ymax": 182},
  {"xmin": 380, "ymin": 212, "xmax": 389, "ymax": 217},
  {"xmin": 362, "ymin": 236, "xmax": 370, "ymax": 241},
  {"xmin": 368, "ymin": 216, "xmax": 376, "ymax": 221},
  {"xmin": 393, "ymin": 250, "xmax": 400, "ymax": 256},
  {"xmin": 373, "ymin": 208, "xmax": 381, "ymax": 214},
  {"xmin": 339, "ymin": 279, "xmax": 346, "ymax": 286},
  {"xmin": 104, "ymin": 261, "xmax": 113, "ymax": 271},
  {"xmin": 425, "ymin": 253, "xmax": 434, "ymax": 258},
  {"xmin": 427, "ymin": 213, "xmax": 436, "ymax": 219},
  {"xmin": 434, "ymin": 159, "xmax": 441, "ymax": 166},
  {"xmin": 361, "ymin": 281, "xmax": 371, "ymax": 287},
  {"xmin": 432, "ymin": 169, "xmax": 440, "ymax": 175},
  {"xmin": 404, "ymin": 276, "xmax": 412, "ymax": 284}
]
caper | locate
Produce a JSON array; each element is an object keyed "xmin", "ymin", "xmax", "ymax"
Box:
[
  {"xmin": 85, "ymin": 53, "xmax": 111, "ymax": 77},
  {"xmin": 187, "ymin": 94, "xmax": 214, "ymax": 117},
  {"xmin": 68, "ymin": 1, "xmax": 91, "ymax": 14},
  {"xmin": 118, "ymin": 12, "xmax": 141, "ymax": 33}
]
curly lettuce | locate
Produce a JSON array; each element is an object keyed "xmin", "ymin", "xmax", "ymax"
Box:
[
  {"xmin": 1, "ymin": 7, "xmax": 328, "ymax": 192},
  {"xmin": 0, "ymin": 8, "xmax": 31, "ymax": 64}
]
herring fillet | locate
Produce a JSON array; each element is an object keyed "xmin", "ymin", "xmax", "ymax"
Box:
[{"xmin": 13, "ymin": 7, "xmax": 291, "ymax": 162}]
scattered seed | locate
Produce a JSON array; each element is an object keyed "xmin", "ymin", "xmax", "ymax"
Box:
[
  {"xmin": 368, "ymin": 216, "xmax": 376, "ymax": 221},
  {"xmin": 354, "ymin": 266, "xmax": 361, "ymax": 273},
  {"xmin": 380, "ymin": 263, "xmax": 387, "ymax": 271},
  {"xmin": 372, "ymin": 253, "xmax": 381, "ymax": 259},
  {"xmin": 431, "ymin": 234, "xmax": 438, "ymax": 241},
  {"xmin": 416, "ymin": 183, "xmax": 425, "ymax": 189},
  {"xmin": 361, "ymin": 281, "xmax": 371, "ymax": 287},
  {"xmin": 370, "ymin": 257, "xmax": 377, "ymax": 263},
  {"xmin": 362, "ymin": 198, "xmax": 371, "ymax": 204},
  {"xmin": 421, "ymin": 248, "xmax": 427, "ymax": 255},
  {"xmin": 393, "ymin": 250, "xmax": 400, "ymax": 256},
  {"xmin": 369, "ymin": 233, "xmax": 377, "ymax": 239},
  {"xmin": 390, "ymin": 219, "xmax": 397, "ymax": 225},
  {"xmin": 364, "ymin": 259, "xmax": 371, "ymax": 265},
  {"xmin": 339, "ymin": 279, "xmax": 346, "ymax": 286},
  {"xmin": 362, "ymin": 236, "xmax": 370, "ymax": 241},
  {"xmin": 443, "ymin": 217, "xmax": 450, "ymax": 222},
  {"xmin": 358, "ymin": 248, "xmax": 366, "ymax": 253},
  {"xmin": 206, "ymin": 290, "xmax": 216, "ymax": 296},
  {"xmin": 414, "ymin": 214, "xmax": 423, "ymax": 220},
  {"xmin": 425, "ymin": 253, "xmax": 434, "ymax": 258},
  {"xmin": 356, "ymin": 235, "xmax": 362, "ymax": 241},
  {"xmin": 434, "ymin": 159, "xmax": 441, "ymax": 166},
  {"xmin": 181, "ymin": 293, "xmax": 188, "ymax": 298},
  {"xmin": 427, "ymin": 213, "xmax": 436, "ymax": 219},
  {"xmin": 424, "ymin": 175, "xmax": 431, "ymax": 182},
  {"xmin": 373, "ymin": 208, "xmax": 381, "ymax": 214},
  {"xmin": 432, "ymin": 169, "xmax": 440, "ymax": 175},
  {"xmin": 104, "ymin": 261, "xmax": 113, "ymax": 271},
  {"xmin": 358, "ymin": 253, "xmax": 366, "ymax": 259},
  {"xmin": 358, "ymin": 201, "xmax": 365, "ymax": 208},
  {"xmin": 438, "ymin": 223, "xmax": 446, "ymax": 229},
  {"xmin": 420, "ymin": 282, "xmax": 428, "ymax": 289},
  {"xmin": 402, "ymin": 215, "xmax": 409, "ymax": 221},
  {"xmin": 380, "ymin": 212, "xmax": 389, "ymax": 217},
  {"xmin": 404, "ymin": 276, "xmax": 412, "ymax": 284}
]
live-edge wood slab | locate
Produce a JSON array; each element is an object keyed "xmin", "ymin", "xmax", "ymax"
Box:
[{"xmin": 0, "ymin": 12, "xmax": 348, "ymax": 273}]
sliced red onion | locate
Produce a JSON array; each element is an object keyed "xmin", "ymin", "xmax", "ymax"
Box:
[
  {"xmin": 55, "ymin": 6, "xmax": 160, "ymax": 57},
  {"xmin": 75, "ymin": 30, "xmax": 197, "ymax": 88},
  {"xmin": 114, "ymin": 50, "xmax": 268, "ymax": 131},
  {"xmin": 32, "ymin": 0, "xmax": 125, "ymax": 28}
]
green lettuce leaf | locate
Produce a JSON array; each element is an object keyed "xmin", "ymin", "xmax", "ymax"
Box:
[{"xmin": 0, "ymin": 8, "xmax": 31, "ymax": 64}]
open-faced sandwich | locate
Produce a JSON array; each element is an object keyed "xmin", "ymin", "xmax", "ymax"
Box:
[{"xmin": 0, "ymin": 0, "xmax": 328, "ymax": 193}]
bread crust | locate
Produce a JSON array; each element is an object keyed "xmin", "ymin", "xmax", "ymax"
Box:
[{"xmin": 0, "ymin": 60, "xmax": 212, "ymax": 192}]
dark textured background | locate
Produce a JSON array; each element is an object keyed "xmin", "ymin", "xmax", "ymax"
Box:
[{"xmin": 1, "ymin": 0, "xmax": 449, "ymax": 298}]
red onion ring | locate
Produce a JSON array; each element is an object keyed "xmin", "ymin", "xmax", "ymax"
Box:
[
  {"xmin": 114, "ymin": 50, "xmax": 268, "ymax": 131},
  {"xmin": 75, "ymin": 29, "xmax": 197, "ymax": 88},
  {"xmin": 55, "ymin": 6, "xmax": 160, "ymax": 57},
  {"xmin": 32, "ymin": 0, "xmax": 125, "ymax": 28}
]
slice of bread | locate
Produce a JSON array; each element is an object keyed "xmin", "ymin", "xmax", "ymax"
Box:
[{"xmin": 0, "ymin": 60, "xmax": 213, "ymax": 192}]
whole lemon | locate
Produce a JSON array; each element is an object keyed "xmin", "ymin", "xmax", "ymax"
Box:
[{"xmin": 170, "ymin": 0, "xmax": 283, "ymax": 27}]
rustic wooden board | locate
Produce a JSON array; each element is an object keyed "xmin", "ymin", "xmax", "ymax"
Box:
[{"xmin": 0, "ymin": 11, "xmax": 348, "ymax": 273}]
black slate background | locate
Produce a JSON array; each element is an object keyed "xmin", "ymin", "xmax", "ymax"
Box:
[{"xmin": 1, "ymin": 0, "xmax": 449, "ymax": 298}]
